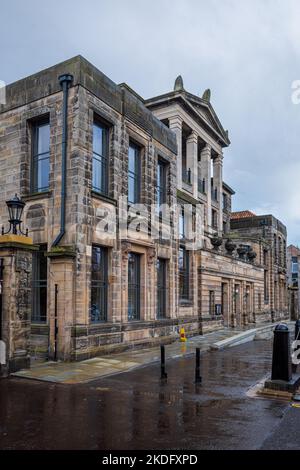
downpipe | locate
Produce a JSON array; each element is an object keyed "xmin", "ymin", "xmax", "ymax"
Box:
[{"xmin": 52, "ymin": 73, "xmax": 73, "ymax": 247}]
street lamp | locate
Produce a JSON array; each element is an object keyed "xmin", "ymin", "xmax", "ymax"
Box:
[{"xmin": 1, "ymin": 194, "xmax": 28, "ymax": 236}]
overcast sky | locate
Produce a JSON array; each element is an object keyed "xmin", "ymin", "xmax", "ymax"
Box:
[{"xmin": 1, "ymin": 0, "xmax": 300, "ymax": 244}]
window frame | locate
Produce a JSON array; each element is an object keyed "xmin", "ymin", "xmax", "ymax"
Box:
[
  {"xmin": 90, "ymin": 245, "xmax": 109, "ymax": 323},
  {"xmin": 156, "ymin": 159, "xmax": 167, "ymax": 210},
  {"xmin": 32, "ymin": 244, "xmax": 48, "ymax": 323},
  {"xmin": 31, "ymin": 116, "xmax": 50, "ymax": 194},
  {"xmin": 92, "ymin": 118, "xmax": 110, "ymax": 196},
  {"xmin": 128, "ymin": 252, "xmax": 141, "ymax": 321},
  {"xmin": 157, "ymin": 258, "xmax": 167, "ymax": 319},
  {"xmin": 179, "ymin": 246, "xmax": 190, "ymax": 301},
  {"xmin": 128, "ymin": 141, "xmax": 141, "ymax": 205}
]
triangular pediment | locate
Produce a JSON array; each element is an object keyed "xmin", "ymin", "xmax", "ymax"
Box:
[{"xmin": 184, "ymin": 93, "xmax": 229, "ymax": 145}]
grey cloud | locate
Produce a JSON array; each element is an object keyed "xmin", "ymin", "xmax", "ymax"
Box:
[{"xmin": 1, "ymin": 0, "xmax": 300, "ymax": 242}]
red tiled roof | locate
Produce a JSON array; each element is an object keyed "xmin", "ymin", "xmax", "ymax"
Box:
[
  {"xmin": 287, "ymin": 245, "xmax": 300, "ymax": 256},
  {"xmin": 230, "ymin": 210, "xmax": 256, "ymax": 220}
]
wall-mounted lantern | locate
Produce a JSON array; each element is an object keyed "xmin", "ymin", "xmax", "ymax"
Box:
[{"xmin": 1, "ymin": 194, "xmax": 28, "ymax": 236}]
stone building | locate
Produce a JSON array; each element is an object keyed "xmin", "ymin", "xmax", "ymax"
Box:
[
  {"xmin": 230, "ymin": 211, "xmax": 288, "ymax": 321},
  {"xmin": 0, "ymin": 56, "xmax": 286, "ymax": 372},
  {"xmin": 146, "ymin": 77, "xmax": 267, "ymax": 332},
  {"xmin": 287, "ymin": 244, "xmax": 300, "ymax": 319}
]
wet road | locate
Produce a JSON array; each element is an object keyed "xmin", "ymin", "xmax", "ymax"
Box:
[{"xmin": 0, "ymin": 340, "xmax": 294, "ymax": 450}]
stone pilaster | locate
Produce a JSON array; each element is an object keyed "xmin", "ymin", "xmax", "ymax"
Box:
[
  {"xmin": 186, "ymin": 131, "xmax": 198, "ymax": 199},
  {"xmin": 47, "ymin": 251, "xmax": 76, "ymax": 361},
  {"xmin": 213, "ymin": 154, "xmax": 223, "ymax": 234},
  {"xmin": 201, "ymin": 145, "xmax": 212, "ymax": 229},
  {"xmin": 169, "ymin": 116, "xmax": 182, "ymax": 190}
]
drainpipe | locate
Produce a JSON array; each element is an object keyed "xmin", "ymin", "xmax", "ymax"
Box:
[{"xmin": 52, "ymin": 73, "xmax": 74, "ymax": 247}]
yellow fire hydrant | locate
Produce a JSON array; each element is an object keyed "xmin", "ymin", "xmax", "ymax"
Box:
[{"xmin": 180, "ymin": 327, "xmax": 187, "ymax": 342}]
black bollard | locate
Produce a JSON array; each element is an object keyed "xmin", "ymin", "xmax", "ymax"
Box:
[
  {"xmin": 292, "ymin": 319, "xmax": 300, "ymax": 373},
  {"xmin": 271, "ymin": 323, "xmax": 292, "ymax": 382},
  {"xmin": 195, "ymin": 348, "xmax": 202, "ymax": 384},
  {"xmin": 160, "ymin": 345, "xmax": 167, "ymax": 380}
]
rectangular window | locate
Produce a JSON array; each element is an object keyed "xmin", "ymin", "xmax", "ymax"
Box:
[
  {"xmin": 223, "ymin": 193, "xmax": 227, "ymax": 210},
  {"xmin": 92, "ymin": 120, "xmax": 109, "ymax": 195},
  {"xmin": 179, "ymin": 206, "xmax": 185, "ymax": 239},
  {"xmin": 264, "ymin": 270, "xmax": 269, "ymax": 303},
  {"xmin": 32, "ymin": 244, "xmax": 48, "ymax": 323},
  {"xmin": 128, "ymin": 253, "xmax": 141, "ymax": 321},
  {"xmin": 209, "ymin": 291, "xmax": 215, "ymax": 316},
  {"xmin": 90, "ymin": 246, "xmax": 108, "ymax": 322},
  {"xmin": 156, "ymin": 160, "xmax": 167, "ymax": 210},
  {"xmin": 212, "ymin": 209, "xmax": 218, "ymax": 229},
  {"xmin": 128, "ymin": 142, "xmax": 141, "ymax": 204},
  {"xmin": 157, "ymin": 258, "xmax": 167, "ymax": 318},
  {"xmin": 179, "ymin": 247, "xmax": 190, "ymax": 300},
  {"xmin": 31, "ymin": 118, "xmax": 50, "ymax": 193}
]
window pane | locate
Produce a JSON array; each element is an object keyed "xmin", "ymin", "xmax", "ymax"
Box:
[
  {"xmin": 91, "ymin": 246, "xmax": 108, "ymax": 322},
  {"xmin": 32, "ymin": 244, "xmax": 48, "ymax": 323},
  {"xmin": 179, "ymin": 247, "xmax": 189, "ymax": 300},
  {"xmin": 37, "ymin": 157, "xmax": 50, "ymax": 191},
  {"xmin": 157, "ymin": 258, "xmax": 167, "ymax": 318},
  {"xmin": 128, "ymin": 145, "xmax": 136, "ymax": 173},
  {"xmin": 128, "ymin": 253, "xmax": 140, "ymax": 321},
  {"xmin": 92, "ymin": 122, "xmax": 109, "ymax": 195},
  {"xmin": 37, "ymin": 123, "xmax": 50, "ymax": 154},
  {"xmin": 32, "ymin": 120, "xmax": 50, "ymax": 193},
  {"xmin": 92, "ymin": 155, "xmax": 102, "ymax": 191},
  {"xmin": 128, "ymin": 143, "xmax": 140, "ymax": 203},
  {"xmin": 128, "ymin": 176, "xmax": 136, "ymax": 204},
  {"xmin": 93, "ymin": 124, "xmax": 103, "ymax": 155},
  {"xmin": 179, "ymin": 208, "xmax": 185, "ymax": 239}
]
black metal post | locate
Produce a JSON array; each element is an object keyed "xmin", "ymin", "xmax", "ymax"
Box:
[
  {"xmin": 0, "ymin": 258, "xmax": 4, "ymax": 341},
  {"xmin": 195, "ymin": 348, "xmax": 202, "ymax": 383},
  {"xmin": 292, "ymin": 319, "xmax": 300, "ymax": 373},
  {"xmin": 54, "ymin": 284, "xmax": 58, "ymax": 361},
  {"xmin": 160, "ymin": 345, "xmax": 167, "ymax": 379},
  {"xmin": 271, "ymin": 323, "xmax": 292, "ymax": 382}
]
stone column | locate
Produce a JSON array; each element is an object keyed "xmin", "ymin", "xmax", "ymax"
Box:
[
  {"xmin": 213, "ymin": 154, "xmax": 223, "ymax": 234},
  {"xmin": 201, "ymin": 145, "xmax": 212, "ymax": 229},
  {"xmin": 47, "ymin": 251, "xmax": 76, "ymax": 361},
  {"xmin": 0, "ymin": 235, "xmax": 37, "ymax": 377},
  {"xmin": 186, "ymin": 131, "xmax": 198, "ymax": 199},
  {"xmin": 169, "ymin": 116, "xmax": 182, "ymax": 190}
]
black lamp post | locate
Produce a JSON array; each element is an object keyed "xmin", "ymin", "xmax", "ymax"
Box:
[{"xmin": 1, "ymin": 194, "xmax": 28, "ymax": 236}]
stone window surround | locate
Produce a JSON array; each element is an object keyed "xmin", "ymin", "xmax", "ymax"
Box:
[
  {"xmin": 22, "ymin": 108, "xmax": 54, "ymax": 199},
  {"xmin": 124, "ymin": 126, "xmax": 148, "ymax": 208}
]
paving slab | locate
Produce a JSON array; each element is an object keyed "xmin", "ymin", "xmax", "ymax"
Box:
[{"xmin": 11, "ymin": 321, "xmax": 289, "ymax": 384}]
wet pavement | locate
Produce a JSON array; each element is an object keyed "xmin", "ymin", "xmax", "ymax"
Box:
[
  {"xmin": 0, "ymin": 339, "xmax": 296, "ymax": 450},
  {"xmin": 11, "ymin": 323, "xmax": 278, "ymax": 384}
]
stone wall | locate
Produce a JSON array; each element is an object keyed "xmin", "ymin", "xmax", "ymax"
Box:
[{"xmin": 0, "ymin": 243, "xmax": 35, "ymax": 375}]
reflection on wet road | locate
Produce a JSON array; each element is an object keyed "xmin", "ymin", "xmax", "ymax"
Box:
[{"xmin": 0, "ymin": 340, "xmax": 289, "ymax": 449}]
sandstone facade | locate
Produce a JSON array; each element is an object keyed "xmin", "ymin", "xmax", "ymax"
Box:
[{"xmin": 0, "ymin": 56, "xmax": 288, "ymax": 366}]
